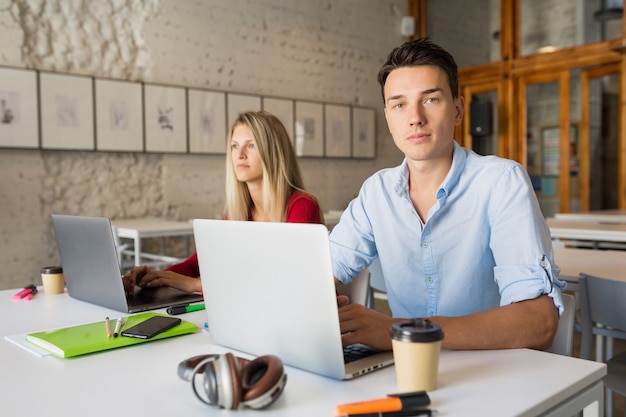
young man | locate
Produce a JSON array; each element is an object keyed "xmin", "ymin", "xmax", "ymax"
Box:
[{"xmin": 332, "ymin": 38, "xmax": 564, "ymax": 351}]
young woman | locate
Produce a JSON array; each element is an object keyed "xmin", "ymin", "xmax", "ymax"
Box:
[{"xmin": 122, "ymin": 111, "xmax": 323, "ymax": 294}]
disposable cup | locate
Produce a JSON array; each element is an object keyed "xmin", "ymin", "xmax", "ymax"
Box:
[
  {"xmin": 389, "ymin": 318, "xmax": 444, "ymax": 392},
  {"xmin": 41, "ymin": 266, "xmax": 65, "ymax": 294}
]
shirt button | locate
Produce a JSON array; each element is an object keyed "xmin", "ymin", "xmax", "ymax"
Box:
[
  {"xmin": 423, "ymin": 243, "xmax": 428, "ymax": 248},
  {"xmin": 427, "ymin": 277, "xmax": 433, "ymax": 284},
  {"xmin": 540, "ymin": 260, "xmax": 548, "ymax": 267}
]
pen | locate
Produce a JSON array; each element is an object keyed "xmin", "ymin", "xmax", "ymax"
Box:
[
  {"xmin": 340, "ymin": 409, "xmax": 436, "ymax": 417},
  {"xmin": 336, "ymin": 392, "xmax": 430, "ymax": 416},
  {"xmin": 167, "ymin": 303, "xmax": 206, "ymax": 315},
  {"xmin": 113, "ymin": 317, "xmax": 126, "ymax": 337},
  {"xmin": 12, "ymin": 284, "xmax": 37, "ymax": 300},
  {"xmin": 105, "ymin": 317, "xmax": 111, "ymax": 337}
]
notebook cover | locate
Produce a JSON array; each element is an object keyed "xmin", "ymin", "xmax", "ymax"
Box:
[{"xmin": 25, "ymin": 312, "xmax": 198, "ymax": 358}]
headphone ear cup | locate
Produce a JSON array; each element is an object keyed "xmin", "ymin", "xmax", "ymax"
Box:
[
  {"xmin": 239, "ymin": 355, "xmax": 287, "ymax": 409},
  {"xmin": 203, "ymin": 353, "xmax": 242, "ymax": 409}
]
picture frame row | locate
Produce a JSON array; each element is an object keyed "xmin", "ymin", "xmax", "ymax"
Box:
[{"xmin": 0, "ymin": 66, "xmax": 376, "ymax": 159}]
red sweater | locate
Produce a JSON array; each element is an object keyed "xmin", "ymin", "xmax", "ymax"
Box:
[{"xmin": 165, "ymin": 192, "xmax": 323, "ymax": 278}]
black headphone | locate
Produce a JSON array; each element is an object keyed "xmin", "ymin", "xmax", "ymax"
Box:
[{"xmin": 177, "ymin": 353, "xmax": 287, "ymax": 410}]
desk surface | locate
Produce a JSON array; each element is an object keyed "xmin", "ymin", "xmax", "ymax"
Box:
[
  {"xmin": 1, "ymin": 289, "xmax": 606, "ymax": 417},
  {"xmin": 547, "ymin": 218, "xmax": 626, "ymax": 242},
  {"xmin": 555, "ymin": 209, "xmax": 626, "ymax": 224},
  {"xmin": 112, "ymin": 218, "xmax": 194, "ymax": 238},
  {"xmin": 554, "ymin": 247, "xmax": 626, "ymax": 282}
]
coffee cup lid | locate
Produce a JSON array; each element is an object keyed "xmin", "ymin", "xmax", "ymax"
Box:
[
  {"xmin": 389, "ymin": 318, "xmax": 444, "ymax": 343},
  {"xmin": 41, "ymin": 266, "xmax": 63, "ymax": 274}
]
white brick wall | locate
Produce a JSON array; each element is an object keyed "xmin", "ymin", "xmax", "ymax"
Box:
[{"xmin": 0, "ymin": 0, "xmax": 407, "ymax": 289}]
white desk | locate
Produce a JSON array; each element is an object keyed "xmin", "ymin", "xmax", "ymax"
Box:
[
  {"xmin": 1, "ymin": 289, "xmax": 606, "ymax": 417},
  {"xmin": 553, "ymin": 247, "xmax": 626, "ymax": 363},
  {"xmin": 547, "ymin": 218, "xmax": 626, "ymax": 245},
  {"xmin": 555, "ymin": 209, "xmax": 626, "ymax": 224},
  {"xmin": 112, "ymin": 218, "xmax": 194, "ymax": 266},
  {"xmin": 554, "ymin": 247, "xmax": 626, "ymax": 288}
]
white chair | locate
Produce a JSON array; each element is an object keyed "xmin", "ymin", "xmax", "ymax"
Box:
[
  {"xmin": 579, "ymin": 273, "xmax": 626, "ymax": 417},
  {"xmin": 546, "ymin": 293, "xmax": 576, "ymax": 356},
  {"xmin": 336, "ymin": 268, "xmax": 370, "ymax": 306},
  {"xmin": 366, "ymin": 258, "xmax": 387, "ymax": 309}
]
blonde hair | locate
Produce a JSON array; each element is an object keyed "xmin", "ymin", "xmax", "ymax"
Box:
[{"xmin": 225, "ymin": 111, "xmax": 311, "ymax": 222}]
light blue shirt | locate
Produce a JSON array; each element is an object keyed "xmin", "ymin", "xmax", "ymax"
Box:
[{"xmin": 330, "ymin": 142, "xmax": 565, "ymax": 318}]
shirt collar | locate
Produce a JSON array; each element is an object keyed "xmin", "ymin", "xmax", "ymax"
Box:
[{"xmin": 394, "ymin": 141, "xmax": 468, "ymax": 201}]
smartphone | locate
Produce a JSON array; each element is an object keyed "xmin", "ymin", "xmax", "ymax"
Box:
[{"xmin": 121, "ymin": 316, "xmax": 182, "ymax": 339}]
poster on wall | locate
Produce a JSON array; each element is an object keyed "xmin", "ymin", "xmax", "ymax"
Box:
[
  {"xmin": 95, "ymin": 78, "xmax": 144, "ymax": 152},
  {"xmin": 351, "ymin": 107, "xmax": 376, "ymax": 159},
  {"xmin": 294, "ymin": 100, "xmax": 324, "ymax": 157},
  {"xmin": 40, "ymin": 72, "xmax": 95, "ymax": 150},
  {"xmin": 262, "ymin": 97, "xmax": 294, "ymax": 143},
  {"xmin": 0, "ymin": 67, "xmax": 39, "ymax": 149},
  {"xmin": 227, "ymin": 93, "xmax": 261, "ymax": 130},
  {"xmin": 144, "ymin": 84, "xmax": 187, "ymax": 153},
  {"xmin": 188, "ymin": 89, "xmax": 227, "ymax": 154},
  {"xmin": 324, "ymin": 104, "xmax": 351, "ymax": 158}
]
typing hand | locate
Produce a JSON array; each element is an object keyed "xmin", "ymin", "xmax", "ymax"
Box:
[
  {"xmin": 337, "ymin": 294, "xmax": 350, "ymax": 308},
  {"xmin": 122, "ymin": 265, "xmax": 150, "ymax": 295},
  {"xmin": 139, "ymin": 270, "xmax": 202, "ymax": 294},
  {"xmin": 338, "ymin": 303, "xmax": 397, "ymax": 351}
]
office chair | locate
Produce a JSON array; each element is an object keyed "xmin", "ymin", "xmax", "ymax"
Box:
[
  {"xmin": 546, "ymin": 293, "xmax": 576, "ymax": 356},
  {"xmin": 579, "ymin": 273, "xmax": 626, "ymax": 417},
  {"xmin": 336, "ymin": 268, "xmax": 371, "ymax": 306}
]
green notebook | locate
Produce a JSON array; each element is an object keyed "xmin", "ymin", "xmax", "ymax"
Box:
[{"xmin": 25, "ymin": 312, "xmax": 198, "ymax": 358}]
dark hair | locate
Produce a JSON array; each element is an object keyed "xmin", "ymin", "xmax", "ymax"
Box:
[{"xmin": 377, "ymin": 37, "xmax": 459, "ymax": 102}]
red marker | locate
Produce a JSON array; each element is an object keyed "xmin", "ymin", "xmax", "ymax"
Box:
[
  {"xmin": 12, "ymin": 285, "xmax": 37, "ymax": 300},
  {"xmin": 25, "ymin": 287, "xmax": 38, "ymax": 301}
]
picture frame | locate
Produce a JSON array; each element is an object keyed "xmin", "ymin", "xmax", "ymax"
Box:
[
  {"xmin": 188, "ymin": 89, "xmax": 227, "ymax": 154},
  {"xmin": 144, "ymin": 84, "xmax": 187, "ymax": 153},
  {"xmin": 351, "ymin": 107, "xmax": 376, "ymax": 159},
  {"xmin": 227, "ymin": 93, "xmax": 261, "ymax": 130},
  {"xmin": 324, "ymin": 104, "xmax": 351, "ymax": 158},
  {"xmin": 0, "ymin": 67, "xmax": 39, "ymax": 149},
  {"xmin": 40, "ymin": 72, "xmax": 95, "ymax": 150},
  {"xmin": 262, "ymin": 97, "xmax": 294, "ymax": 142},
  {"xmin": 294, "ymin": 101, "xmax": 324, "ymax": 157},
  {"xmin": 94, "ymin": 78, "xmax": 144, "ymax": 152}
]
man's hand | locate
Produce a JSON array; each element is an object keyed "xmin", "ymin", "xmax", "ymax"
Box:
[{"xmin": 338, "ymin": 303, "xmax": 403, "ymax": 351}]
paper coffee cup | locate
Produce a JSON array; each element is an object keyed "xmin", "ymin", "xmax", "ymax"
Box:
[
  {"xmin": 390, "ymin": 318, "xmax": 444, "ymax": 392},
  {"xmin": 41, "ymin": 266, "xmax": 65, "ymax": 294}
]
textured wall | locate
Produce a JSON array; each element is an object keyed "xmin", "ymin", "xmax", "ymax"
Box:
[{"xmin": 0, "ymin": 0, "xmax": 407, "ymax": 289}]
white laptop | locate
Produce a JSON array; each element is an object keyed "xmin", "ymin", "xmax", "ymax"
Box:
[
  {"xmin": 193, "ymin": 219, "xmax": 394, "ymax": 380},
  {"xmin": 51, "ymin": 214, "xmax": 203, "ymax": 313}
]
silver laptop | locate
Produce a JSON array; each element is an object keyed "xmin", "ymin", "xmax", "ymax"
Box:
[
  {"xmin": 51, "ymin": 214, "xmax": 203, "ymax": 313},
  {"xmin": 193, "ymin": 219, "xmax": 394, "ymax": 380}
]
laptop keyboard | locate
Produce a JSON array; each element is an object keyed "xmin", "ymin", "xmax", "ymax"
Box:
[{"xmin": 343, "ymin": 344, "xmax": 378, "ymax": 364}]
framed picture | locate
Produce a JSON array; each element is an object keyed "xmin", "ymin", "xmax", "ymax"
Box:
[
  {"xmin": 188, "ymin": 89, "xmax": 227, "ymax": 154},
  {"xmin": 0, "ymin": 67, "xmax": 39, "ymax": 148},
  {"xmin": 94, "ymin": 78, "xmax": 143, "ymax": 152},
  {"xmin": 227, "ymin": 93, "xmax": 261, "ymax": 130},
  {"xmin": 294, "ymin": 101, "xmax": 324, "ymax": 157},
  {"xmin": 324, "ymin": 104, "xmax": 351, "ymax": 158},
  {"xmin": 144, "ymin": 84, "xmax": 187, "ymax": 153},
  {"xmin": 40, "ymin": 72, "xmax": 94, "ymax": 150},
  {"xmin": 263, "ymin": 97, "xmax": 294, "ymax": 142},
  {"xmin": 351, "ymin": 107, "xmax": 376, "ymax": 158}
]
